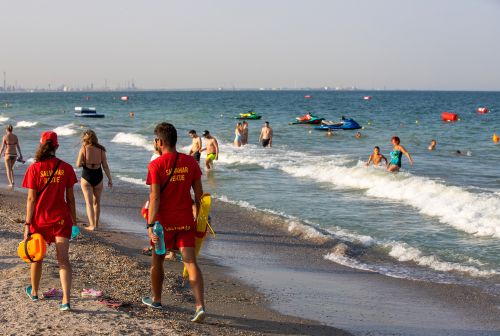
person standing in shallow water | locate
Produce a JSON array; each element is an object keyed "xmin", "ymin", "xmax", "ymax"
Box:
[
  {"xmin": 0, "ymin": 124, "xmax": 23, "ymax": 188},
  {"xmin": 22, "ymin": 131, "xmax": 77, "ymax": 311},
  {"xmin": 188, "ymin": 130, "xmax": 202, "ymax": 163},
  {"xmin": 241, "ymin": 121, "xmax": 249, "ymax": 145},
  {"xmin": 259, "ymin": 121, "xmax": 273, "ymax": 147},
  {"xmin": 234, "ymin": 123, "xmax": 243, "ymax": 147},
  {"xmin": 200, "ymin": 130, "xmax": 219, "ymax": 170},
  {"xmin": 387, "ymin": 136, "xmax": 413, "ymax": 173},
  {"xmin": 76, "ymin": 129, "xmax": 113, "ymax": 231},
  {"xmin": 142, "ymin": 122, "xmax": 206, "ymax": 323}
]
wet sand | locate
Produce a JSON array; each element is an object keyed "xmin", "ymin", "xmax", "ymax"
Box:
[
  {"xmin": 1, "ymin": 168, "xmax": 499, "ymax": 335},
  {"xmin": 0, "ymin": 188, "xmax": 349, "ymax": 336}
]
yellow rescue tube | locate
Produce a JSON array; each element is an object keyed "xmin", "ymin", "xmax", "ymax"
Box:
[
  {"xmin": 493, "ymin": 133, "xmax": 499, "ymax": 143},
  {"xmin": 18, "ymin": 233, "xmax": 47, "ymax": 263},
  {"xmin": 183, "ymin": 193, "xmax": 214, "ymax": 278}
]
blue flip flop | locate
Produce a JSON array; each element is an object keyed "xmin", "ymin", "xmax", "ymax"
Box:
[
  {"xmin": 141, "ymin": 297, "xmax": 162, "ymax": 309},
  {"xmin": 25, "ymin": 285, "xmax": 38, "ymax": 302}
]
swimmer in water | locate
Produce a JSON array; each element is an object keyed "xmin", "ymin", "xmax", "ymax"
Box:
[
  {"xmin": 366, "ymin": 146, "xmax": 388, "ymax": 167},
  {"xmin": 428, "ymin": 139, "xmax": 436, "ymax": 151},
  {"xmin": 326, "ymin": 128, "xmax": 334, "ymax": 137},
  {"xmin": 387, "ymin": 136, "xmax": 413, "ymax": 173},
  {"xmin": 355, "ymin": 132, "xmax": 362, "ymax": 139}
]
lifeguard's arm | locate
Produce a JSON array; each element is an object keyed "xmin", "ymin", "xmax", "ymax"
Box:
[
  {"xmin": 214, "ymin": 139, "xmax": 219, "ymax": 160},
  {"xmin": 25, "ymin": 189, "xmax": 37, "ymax": 239},
  {"xmin": 366, "ymin": 155, "xmax": 373, "ymax": 166},
  {"xmin": 75, "ymin": 147, "xmax": 84, "ymax": 167},
  {"xmin": 101, "ymin": 151, "xmax": 113, "ymax": 187},
  {"xmin": 147, "ymin": 183, "xmax": 161, "ymax": 243},
  {"xmin": 400, "ymin": 146, "xmax": 414, "ymax": 165},
  {"xmin": 66, "ymin": 187, "xmax": 76, "ymax": 226},
  {"xmin": 192, "ymin": 178, "xmax": 203, "ymax": 220}
]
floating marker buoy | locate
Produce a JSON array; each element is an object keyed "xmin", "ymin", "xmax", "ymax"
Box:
[
  {"xmin": 442, "ymin": 112, "xmax": 458, "ymax": 122},
  {"xmin": 304, "ymin": 95, "xmax": 312, "ymax": 99},
  {"xmin": 493, "ymin": 133, "xmax": 499, "ymax": 143},
  {"xmin": 129, "ymin": 112, "xmax": 134, "ymax": 118},
  {"xmin": 120, "ymin": 96, "xmax": 129, "ymax": 101},
  {"xmin": 477, "ymin": 107, "xmax": 489, "ymax": 114},
  {"xmin": 363, "ymin": 96, "xmax": 372, "ymax": 100}
]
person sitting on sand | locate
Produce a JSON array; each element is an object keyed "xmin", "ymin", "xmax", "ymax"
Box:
[
  {"xmin": 142, "ymin": 122, "xmax": 206, "ymax": 323},
  {"xmin": 188, "ymin": 130, "xmax": 202, "ymax": 163},
  {"xmin": 200, "ymin": 130, "xmax": 219, "ymax": 170},
  {"xmin": 75, "ymin": 129, "xmax": 113, "ymax": 231},
  {"xmin": 366, "ymin": 146, "xmax": 388, "ymax": 167},
  {"xmin": 428, "ymin": 139, "xmax": 436, "ymax": 151},
  {"xmin": 259, "ymin": 121, "xmax": 273, "ymax": 147},
  {"xmin": 0, "ymin": 124, "xmax": 23, "ymax": 188},
  {"xmin": 387, "ymin": 136, "xmax": 414, "ymax": 173},
  {"xmin": 22, "ymin": 131, "xmax": 77, "ymax": 311}
]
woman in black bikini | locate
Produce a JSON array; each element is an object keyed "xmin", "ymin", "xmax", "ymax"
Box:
[
  {"xmin": 76, "ymin": 129, "xmax": 112, "ymax": 230},
  {"xmin": 0, "ymin": 124, "xmax": 23, "ymax": 188}
]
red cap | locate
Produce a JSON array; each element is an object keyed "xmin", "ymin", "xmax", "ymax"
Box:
[{"xmin": 40, "ymin": 131, "xmax": 58, "ymax": 147}]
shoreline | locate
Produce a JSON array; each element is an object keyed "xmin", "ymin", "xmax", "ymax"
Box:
[
  {"xmin": 1, "ymin": 171, "xmax": 499, "ymax": 334},
  {"xmin": 0, "ymin": 188, "xmax": 349, "ymax": 335}
]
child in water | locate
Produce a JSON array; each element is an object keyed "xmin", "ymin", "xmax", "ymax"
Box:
[
  {"xmin": 428, "ymin": 139, "xmax": 436, "ymax": 151},
  {"xmin": 366, "ymin": 146, "xmax": 388, "ymax": 167}
]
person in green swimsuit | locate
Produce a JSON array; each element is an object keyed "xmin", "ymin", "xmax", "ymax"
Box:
[
  {"xmin": 200, "ymin": 130, "xmax": 219, "ymax": 170},
  {"xmin": 387, "ymin": 136, "xmax": 413, "ymax": 172}
]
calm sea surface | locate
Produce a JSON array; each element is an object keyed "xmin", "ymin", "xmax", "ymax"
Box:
[{"xmin": 1, "ymin": 90, "xmax": 499, "ymax": 292}]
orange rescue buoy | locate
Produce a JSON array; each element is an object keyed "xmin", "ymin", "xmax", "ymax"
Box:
[
  {"xmin": 477, "ymin": 107, "xmax": 489, "ymax": 114},
  {"xmin": 442, "ymin": 112, "xmax": 458, "ymax": 122},
  {"xmin": 493, "ymin": 133, "xmax": 499, "ymax": 143},
  {"xmin": 18, "ymin": 233, "xmax": 47, "ymax": 263}
]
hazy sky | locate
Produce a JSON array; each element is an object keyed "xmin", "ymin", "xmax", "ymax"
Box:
[{"xmin": 1, "ymin": 0, "xmax": 500, "ymax": 90}]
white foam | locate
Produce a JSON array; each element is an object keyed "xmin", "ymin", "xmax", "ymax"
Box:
[
  {"xmin": 385, "ymin": 242, "xmax": 497, "ymax": 277},
  {"xmin": 111, "ymin": 132, "xmax": 151, "ymax": 151},
  {"xmin": 287, "ymin": 219, "xmax": 327, "ymax": 240},
  {"xmin": 0, "ymin": 116, "xmax": 9, "ymax": 123},
  {"xmin": 16, "ymin": 121, "xmax": 38, "ymax": 128},
  {"xmin": 324, "ymin": 253, "xmax": 374, "ymax": 272},
  {"xmin": 216, "ymin": 144, "xmax": 500, "ymax": 239},
  {"xmin": 53, "ymin": 123, "xmax": 77, "ymax": 136},
  {"xmin": 116, "ymin": 175, "xmax": 147, "ymax": 187}
]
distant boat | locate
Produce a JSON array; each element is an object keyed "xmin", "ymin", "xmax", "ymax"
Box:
[
  {"xmin": 120, "ymin": 96, "xmax": 129, "ymax": 101},
  {"xmin": 74, "ymin": 107, "xmax": 105, "ymax": 118}
]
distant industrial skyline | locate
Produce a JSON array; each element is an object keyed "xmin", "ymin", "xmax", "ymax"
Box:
[{"xmin": 1, "ymin": 0, "xmax": 500, "ymax": 91}]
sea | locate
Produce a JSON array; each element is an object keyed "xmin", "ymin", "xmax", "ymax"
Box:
[{"xmin": 1, "ymin": 90, "xmax": 499, "ymax": 295}]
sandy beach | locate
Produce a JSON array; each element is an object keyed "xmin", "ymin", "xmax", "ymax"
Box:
[
  {"xmin": 0, "ymin": 178, "xmax": 498, "ymax": 335},
  {"xmin": 0, "ymin": 188, "xmax": 349, "ymax": 336}
]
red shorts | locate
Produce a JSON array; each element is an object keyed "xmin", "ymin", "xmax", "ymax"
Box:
[
  {"xmin": 151, "ymin": 229, "xmax": 195, "ymax": 251},
  {"xmin": 30, "ymin": 222, "xmax": 72, "ymax": 244}
]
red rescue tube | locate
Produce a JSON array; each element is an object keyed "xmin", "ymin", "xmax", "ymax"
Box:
[
  {"xmin": 477, "ymin": 107, "xmax": 489, "ymax": 114},
  {"xmin": 442, "ymin": 112, "xmax": 458, "ymax": 122}
]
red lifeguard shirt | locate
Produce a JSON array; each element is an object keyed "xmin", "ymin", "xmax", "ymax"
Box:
[
  {"xmin": 146, "ymin": 151, "xmax": 202, "ymax": 230},
  {"xmin": 22, "ymin": 157, "xmax": 78, "ymax": 227}
]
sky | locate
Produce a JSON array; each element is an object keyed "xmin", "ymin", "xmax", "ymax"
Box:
[{"xmin": 1, "ymin": 0, "xmax": 500, "ymax": 91}]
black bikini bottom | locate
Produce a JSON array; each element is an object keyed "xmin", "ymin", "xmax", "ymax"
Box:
[{"xmin": 82, "ymin": 166, "xmax": 103, "ymax": 187}]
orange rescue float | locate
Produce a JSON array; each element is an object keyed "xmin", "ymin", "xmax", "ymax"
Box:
[
  {"xmin": 493, "ymin": 133, "xmax": 499, "ymax": 143},
  {"xmin": 18, "ymin": 233, "xmax": 47, "ymax": 263},
  {"xmin": 442, "ymin": 112, "xmax": 458, "ymax": 122},
  {"xmin": 477, "ymin": 107, "xmax": 489, "ymax": 114}
]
